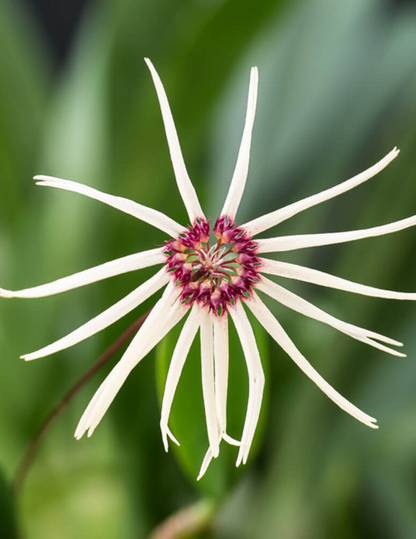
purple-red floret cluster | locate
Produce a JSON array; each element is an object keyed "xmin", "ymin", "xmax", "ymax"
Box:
[{"xmin": 164, "ymin": 216, "xmax": 261, "ymax": 314}]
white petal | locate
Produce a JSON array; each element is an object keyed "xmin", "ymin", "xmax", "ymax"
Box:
[
  {"xmin": 160, "ymin": 304, "xmax": 201, "ymax": 451},
  {"xmin": 260, "ymin": 258, "xmax": 416, "ymax": 301},
  {"xmin": 75, "ymin": 282, "xmax": 187, "ymax": 439},
  {"xmin": 223, "ymin": 433, "xmax": 241, "ymax": 446},
  {"xmin": 247, "ymin": 293, "xmax": 378, "ymax": 428},
  {"xmin": 83, "ymin": 303, "xmax": 187, "ymax": 438},
  {"xmin": 144, "ymin": 58, "xmax": 204, "ymax": 223},
  {"xmin": 0, "ymin": 248, "xmax": 165, "ymax": 299},
  {"xmin": 243, "ymin": 148, "xmax": 399, "ymax": 236},
  {"xmin": 196, "ymin": 432, "xmax": 241, "ymax": 481},
  {"xmin": 213, "ymin": 314, "xmax": 229, "ymax": 433},
  {"xmin": 229, "ymin": 302, "xmax": 265, "ymax": 466},
  {"xmin": 200, "ymin": 310, "xmax": 220, "ymax": 458},
  {"xmin": 35, "ymin": 176, "xmax": 184, "ymax": 237},
  {"xmin": 22, "ymin": 269, "xmax": 170, "ymax": 361},
  {"xmin": 221, "ymin": 67, "xmax": 259, "ymax": 219},
  {"xmin": 257, "ymin": 213, "xmax": 416, "ymax": 253},
  {"xmin": 197, "ymin": 447, "xmax": 213, "ymax": 481},
  {"xmin": 257, "ymin": 277, "xmax": 405, "ymax": 357}
]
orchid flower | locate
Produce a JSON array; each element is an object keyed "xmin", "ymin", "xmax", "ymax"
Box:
[{"xmin": 2, "ymin": 59, "xmax": 414, "ymax": 480}]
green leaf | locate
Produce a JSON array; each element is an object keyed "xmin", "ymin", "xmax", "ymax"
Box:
[
  {"xmin": 156, "ymin": 308, "xmax": 269, "ymax": 497},
  {"xmin": 0, "ymin": 0, "xmax": 50, "ymax": 227},
  {"xmin": 0, "ymin": 471, "xmax": 17, "ymax": 539}
]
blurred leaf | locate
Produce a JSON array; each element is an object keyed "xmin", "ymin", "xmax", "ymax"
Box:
[
  {"xmin": 0, "ymin": 471, "xmax": 17, "ymax": 539},
  {"xmin": 0, "ymin": 0, "xmax": 50, "ymax": 227},
  {"xmin": 156, "ymin": 309, "xmax": 269, "ymax": 498},
  {"xmin": 0, "ymin": 0, "xmax": 51, "ymax": 477}
]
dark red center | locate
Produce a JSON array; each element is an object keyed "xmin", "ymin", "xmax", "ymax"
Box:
[{"xmin": 164, "ymin": 217, "xmax": 261, "ymax": 314}]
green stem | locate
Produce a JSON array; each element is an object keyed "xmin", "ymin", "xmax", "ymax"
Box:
[{"xmin": 149, "ymin": 499, "xmax": 217, "ymax": 539}]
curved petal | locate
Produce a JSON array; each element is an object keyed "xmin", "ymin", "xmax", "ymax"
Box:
[
  {"xmin": 0, "ymin": 248, "xmax": 165, "ymax": 299},
  {"xmin": 160, "ymin": 304, "xmax": 202, "ymax": 451},
  {"xmin": 200, "ymin": 310, "xmax": 220, "ymax": 458},
  {"xmin": 197, "ymin": 432, "xmax": 241, "ymax": 481},
  {"xmin": 243, "ymin": 148, "xmax": 399, "ymax": 236},
  {"xmin": 22, "ymin": 269, "xmax": 170, "ymax": 361},
  {"xmin": 257, "ymin": 277, "xmax": 405, "ymax": 357},
  {"xmin": 35, "ymin": 176, "xmax": 184, "ymax": 237},
  {"xmin": 213, "ymin": 314, "xmax": 229, "ymax": 433},
  {"xmin": 260, "ymin": 258, "xmax": 416, "ymax": 301},
  {"xmin": 247, "ymin": 293, "xmax": 378, "ymax": 428},
  {"xmin": 197, "ymin": 447, "xmax": 214, "ymax": 481},
  {"xmin": 145, "ymin": 58, "xmax": 204, "ymax": 223},
  {"xmin": 221, "ymin": 67, "xmax": 259, "ymax": 219},
  {"xmin": 229, "ymin": 302, "xmax": 265, "ymax": 466},
  {"xmin": 75, "ymin": 282, "xmax": 188, "ymax": 439},
  {"xmin": 257, "ymin": 213, "xmax": 416, "ymax": 253}
]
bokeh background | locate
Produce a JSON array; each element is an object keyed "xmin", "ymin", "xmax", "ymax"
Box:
[{"xmin": 1, "ymin": 0, "xmax": 416, "ymax": 537}]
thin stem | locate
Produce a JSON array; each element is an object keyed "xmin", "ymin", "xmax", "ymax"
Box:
[
  {"xmin": 149, "ymin": 499, "xmax": 216, "ymax": 539},
  {"xmin": 13, "ymin": 310, "xmax": 151, "ymax": 495}
]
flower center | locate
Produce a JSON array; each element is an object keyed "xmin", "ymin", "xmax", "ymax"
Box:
[{"xmin": 164, "ymin": 217, "xmax": 261, "ymax": 314}]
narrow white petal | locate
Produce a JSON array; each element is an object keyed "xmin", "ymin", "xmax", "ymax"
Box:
[
  {"xmin": 160, "ymin": 304, "xmax": 201, "ymax": 451},
  {"xmin": 35, "ymin": 176, "xmax": 184, "ymax": 237},
  {"xmin": 247, "ymin": 293, "xmax": 378, "ymax": 428},
  {"xmin": 260, "ymin": 258, "xmax": 416, "ymax": 301},
  {"xmin": 213, "ymin": 314, "xmax": 229, "ymax": 433},
  {"xmin": 223, "ymin": 433, "xmax": 241, "ymax": 446},
  {"xmin": 0, "ymin": 248, "xmax": 165, "ymax": 299},
  {"xmin": 22, "ymin": 269, "xmax": 170, "ymax": 361},
  {"xmin": 197, "ymin": 431, "xmax": 242, "ymax": 480},
  {"xmin": 257, "ymin": 213, "xmax": 416, "ymax": 253},
  {"xmin": 144, "ymin": 58, "xmax": 204, "ymax": 223},
  {"xmin": 165, "ymin": 426, "xmax": 180, "ymax": 447},
  {"xmin": 229, "ymin": 302, "xmax": 265, "ymax": 466},
  {"xmin": 200, "ymin": 310, "xmax": 220, "ymax": 458},
  {"xmin": 243, "ymin": 148, "xmax": 399, "ymax": 236},
  {"xmin": 84, "ymin": 303, "xmax": 187, "ymax": 438},
  {"xmin": 221, "ymin": 67, "xmax": 259, "ymax": 219},
  {"xmin": 197, "ymin": 447, "xmax": 213, "ymax": 481},
  {"xmin": 75, "ymin": 283, "xmax": 187, "ymax": 439},
  {"xmin": 257, "ymin": 277, "xmax": 405, "ymax": 357},
  {"xmin": 75, "ymin": 283, "xmax": 179, "ymax": 438}
]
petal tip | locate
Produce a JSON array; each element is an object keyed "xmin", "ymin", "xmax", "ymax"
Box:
[
  {"xmin": 390, "ymin": 147, "xmax": 400, "ymax": 159},
  {"xmin": 235, "ymin": 450, "xmax": 244, "ymax": 467},
  {"xmin": 34, "ymin": 174, "xmax": 55, "ymax": 182},
  {"xmin": 144, "ymin": 57, "xmax": 153, "ymax": 70},
  {"xmin": 0, "ymin": 288, "xmax": 12, "ymax": 298},
  {"xmin": 161, "ymin": 430, "xmax": 169, "ymax": 452}
]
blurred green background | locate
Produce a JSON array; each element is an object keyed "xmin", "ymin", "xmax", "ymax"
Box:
[{"xmin": 1, "ymin": 0, "xmax": 416, "ymax": 537}]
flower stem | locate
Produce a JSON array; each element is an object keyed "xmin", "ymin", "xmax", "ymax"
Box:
[
  {"xmin": 149, "ymin": 499, "xmax": 217, "ymax": 539},
  {"xmin": 13, "ymin": 310, "xmax": 151, "ymax": 495}
]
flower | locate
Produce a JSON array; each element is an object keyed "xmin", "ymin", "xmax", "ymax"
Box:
[{"xmin": 2, "ymin": 58, "xmax": 416, "ymax": 480}]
